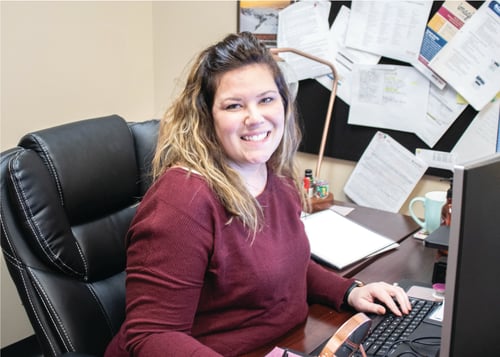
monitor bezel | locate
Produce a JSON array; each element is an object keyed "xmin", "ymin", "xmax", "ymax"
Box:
[{"xmin": 440, "ymin": 153, "xmax": 500, "ymax": 356}]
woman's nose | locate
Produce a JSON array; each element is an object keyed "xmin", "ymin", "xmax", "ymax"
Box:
[{"xmin": 245, "ymin": 105, "xmax": 264, "ymax": 125}]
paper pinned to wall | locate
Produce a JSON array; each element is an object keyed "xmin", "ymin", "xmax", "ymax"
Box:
[
  {"xmin": 347, "ymin": 64, "xmax": 430, "ymax": 134},
  {"xmin": 316, "ymin": 5, "xmax": 381, "ymax": 105},
  {"xmin": 416, "ymin": 84, "xmax": 468, "ymax": 147},
  {"xmin": 277, "ymin": 0, "xmax": 332, "ymax": 81},
  {"xmin": 344, "ymin": 132, "xmax": 428, "ymax": 213},
  {"xmin": 344, "ymin": 0, "xmax": 433, "ymax": 63},
  {"xmin": 451, "ymin": 100, "xmax": 500, "ymax": 163},
  {"xmin": 412, "ymin": 0, "xmax": 477, "ymax": 89},
  {"xmin": 429, "ymin": 1, "xmax": 500, "ymax": 111}
]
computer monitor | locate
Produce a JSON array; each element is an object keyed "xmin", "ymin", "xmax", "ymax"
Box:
[{"xmin": 440, "ymin": 153, "xmax": 500, "ymax": 356}]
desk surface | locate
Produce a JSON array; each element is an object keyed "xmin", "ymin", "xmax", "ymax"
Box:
[{"xmin": 242, "ymin": 203, "xmax": 437, "ymax": 356}]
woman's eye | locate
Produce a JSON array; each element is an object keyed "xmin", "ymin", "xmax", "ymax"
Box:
[
  {"xmin": 261, "ymin": 97, "xmax": 274, "ymax": 104},
  {"xmin": 225, "ymin": 103, "xmax": 241, "ymax": 110}
]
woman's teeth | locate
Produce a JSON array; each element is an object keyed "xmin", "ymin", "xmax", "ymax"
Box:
[{"xmin": 243, "ymin": 132, "xmax": 268, "ymax": 141}]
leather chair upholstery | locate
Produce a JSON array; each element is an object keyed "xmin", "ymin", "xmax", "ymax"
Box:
[{"xmin": 1, "ymin": 115, "xmax": 159, "ymax": 357}]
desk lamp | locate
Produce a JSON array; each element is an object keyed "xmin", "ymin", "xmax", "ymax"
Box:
[{"xmin": 270, "ymin": 47, "xmax": 339, "ymax": 211}]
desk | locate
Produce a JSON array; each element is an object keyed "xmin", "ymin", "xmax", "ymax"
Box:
[{"xmin": 242, "ymin": 203, "xmax": 438, "ymax": 357}]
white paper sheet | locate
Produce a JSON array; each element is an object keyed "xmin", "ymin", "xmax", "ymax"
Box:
[
  {"xmin": 316, "ymin": 5, "xmax": 381, "ymax": 105},
  {"xmin": 345, "ymin": 0, "xmax": 433, "ymax": 63},
  {"xmin": 344, "ymin": 132, "xmax": 428, "ymax": 213},
  {"xmin": 416, "ymin": 148, "xmax": 457, "ymax": 171},
  {"xmin": 277, "ymin": 0, "xmax": 333, "ymax": 81},
  {"xmin": 301, "ymin": 208, "xmax": 399, "ymax": 270},
  {"xmin": 429, "ymin": 1, "xmax": 500, "ymax": 111},
  {"xmin": 451, "ymin": 100, "xmax": 500, "ymax": 163},
  {"xmin": 347, "ymin": 64, "xmax": 430, "ymax": 133},
  {"xmin": 412, "ymin": 1, "xmax": 476, "ymax": 89},
  {"xmin": 416, "ymin": 85, "xmax": 468, "ymax": 147}
]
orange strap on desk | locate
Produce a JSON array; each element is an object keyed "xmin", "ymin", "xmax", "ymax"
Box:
[{"xmin": 318, "ymin": 312, "xmax": 371, "ymax": 357}]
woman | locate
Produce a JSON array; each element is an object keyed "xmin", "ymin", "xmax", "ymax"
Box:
[{"xmin": 105, "ymin": 32, "xmax": 410, "ymax": 357}]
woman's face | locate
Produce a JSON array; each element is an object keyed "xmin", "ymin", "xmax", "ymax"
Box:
[{"xmin": 212, "ymin": 63, "xmax": 285, "ymax": 172}]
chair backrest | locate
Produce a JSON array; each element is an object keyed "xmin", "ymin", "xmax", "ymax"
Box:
[{"xmin": 1, "ymin": 115, "xmax": 159, "ymax": 357}]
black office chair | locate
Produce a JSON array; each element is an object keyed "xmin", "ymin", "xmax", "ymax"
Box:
[{"xmin": 0, "ymin": 115, "xmax": 159, "ymax": 357}]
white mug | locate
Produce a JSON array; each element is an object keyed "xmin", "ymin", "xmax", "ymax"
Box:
[{"xmin": 409, "ymin": 191, "xmax": 446, "ymax": 234}]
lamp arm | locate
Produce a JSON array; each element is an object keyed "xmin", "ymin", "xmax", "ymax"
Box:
[{"xmin": 271, "ymin": 47, "xmax": 338, "ymax": 179}]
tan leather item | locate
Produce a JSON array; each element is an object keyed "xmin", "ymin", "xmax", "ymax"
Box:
[{"xmin": 318, "ymin": 312, "xmax": 371, "ymax": 357}]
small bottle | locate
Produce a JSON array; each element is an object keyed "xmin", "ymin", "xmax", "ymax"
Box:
[
  {"xmin": 304, "ymin": 169, "xmax": 314, "ymax": 198},
  {"xmin": 441, "ymin": 179, "xmax": 453, "ymax": 227},
  {"xmin": 305, "ymin": 169, "xmax": 314, "ymax": 184}
]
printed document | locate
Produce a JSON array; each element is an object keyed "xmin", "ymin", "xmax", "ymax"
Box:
[
  {"xmin": 345, "ymin": 0, "xmax": 433, "ymax": 63},
  {"xmin": 316, "ymin": 5, "xmax": 381, "ymax": 105},
  {"xmin": 348, "ymin": 64, "xmax": 430, "ymax": 133},
  {"xmin": 301, "ymin": 208, "xmax": 399, "ymax": 270},
  {"xmin": 344, "ymin": 132, "xmax": 428, "ymax": 213},
  {"xmin": 416, "ymin": 149, "xmax": 457, "ymax": 171},
  {"xmin": 429, "ymin": 1, "xmax": 500, "ymax": 111},
  {"xmin": 277, "ymin": 0, "xmax": 332, "ymax": 81},
  {"xmin": 413, "ymin": 1, "xmax": 476, "ymax": 89},
  {"xmin": 451, "ymin": 100, "xmax": 500, "ymax": 163},
  {"xmin": 416, "ymin": 85, "xmax": 468, "ymax": 147}
]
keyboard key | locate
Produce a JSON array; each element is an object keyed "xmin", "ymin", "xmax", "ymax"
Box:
[{"xmin": 355, "ymin": 297, "xmax": 441, "ymax": 356}]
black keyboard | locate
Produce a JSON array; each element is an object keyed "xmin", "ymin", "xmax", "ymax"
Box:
[{"xmin": 357, "ymin": 297, "xmax": 441, "ymax": 357}]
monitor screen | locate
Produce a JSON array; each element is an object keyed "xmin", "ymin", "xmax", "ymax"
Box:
[{"xmin": 440, "ymin": 153, "xmax": 500, "ymax": 356}]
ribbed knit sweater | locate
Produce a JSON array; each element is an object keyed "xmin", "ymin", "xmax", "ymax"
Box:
[{"xmin": 105, "ymin": 168, "xmax": 353, "ymax": 357}]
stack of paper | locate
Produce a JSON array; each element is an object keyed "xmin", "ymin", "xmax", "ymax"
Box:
[{"xmin": 301, "ymin": 209, "xmax": 399, "ymax": 270}]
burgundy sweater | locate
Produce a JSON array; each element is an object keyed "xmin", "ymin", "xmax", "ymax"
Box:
[{"xmin": 104, "ymin": 168, "xmax": 354, "ymax": 357}]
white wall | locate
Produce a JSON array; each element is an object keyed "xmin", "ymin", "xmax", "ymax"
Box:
[
  {"xmin": 152, "ymin": 1, "xmax": 239, "ymax": 118},
  {"xmin": 0, "ymin": 0, "xmax": 237, "ymax": 347},
  {"xmin": 0, "ymin": 0, "xmax": 444, "ymax": 348},
  {"xmin": 1, "ymin": 1, "xmax": 156, "ymax": 150}
]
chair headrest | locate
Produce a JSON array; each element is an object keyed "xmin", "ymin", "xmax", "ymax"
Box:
[
  {"xmin": 19, "ymin": 115, "xmax": 139, "ymax": 223},
  {"xmin": 6, "ymin": 115, "xmax": 142, "ymax": 279}
]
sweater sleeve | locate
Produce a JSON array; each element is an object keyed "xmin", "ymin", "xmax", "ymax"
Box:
[
  {"xmin": 306, "ymin": 259, "xmax": 355, "ymax": 311},
  {"xmin": 122, "ymin": 179, "xmax": 223, "ymax": 356}
]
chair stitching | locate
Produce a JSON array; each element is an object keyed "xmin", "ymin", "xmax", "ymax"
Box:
[
  {"xmin": 8, "ymin": 153, "xmax": 85, "ymax": 277},
  {"xmin": 0, "ymin": 218, "xmax": 57, "ymax": 356},
  {"xmin": 20, "ymin": 266, "xmax": 58, "ymax": 356},
  {"xmin": 29, "ymin": 269, "xmax": 75, "ymax": 351},
  {"xmin": 25, "ymin": 139, "xmax": 90, "ymax": 277},
  {"xmin": 27, "ymin": 135, "xmax": 64, "ymax": 205}
]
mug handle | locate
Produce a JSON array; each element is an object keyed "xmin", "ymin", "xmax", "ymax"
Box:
[{"xmin": 409, "ymin": 197, "xmax": 426, "ymax": 229}]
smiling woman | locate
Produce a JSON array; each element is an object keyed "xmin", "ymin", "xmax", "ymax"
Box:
[
  {"xmin": 104, "ymin": 32, "xmax": 412, "ymax": 357},
  {"xmin": 212, "ymin": 63, "xmax": 285, "ymax": 192}
]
